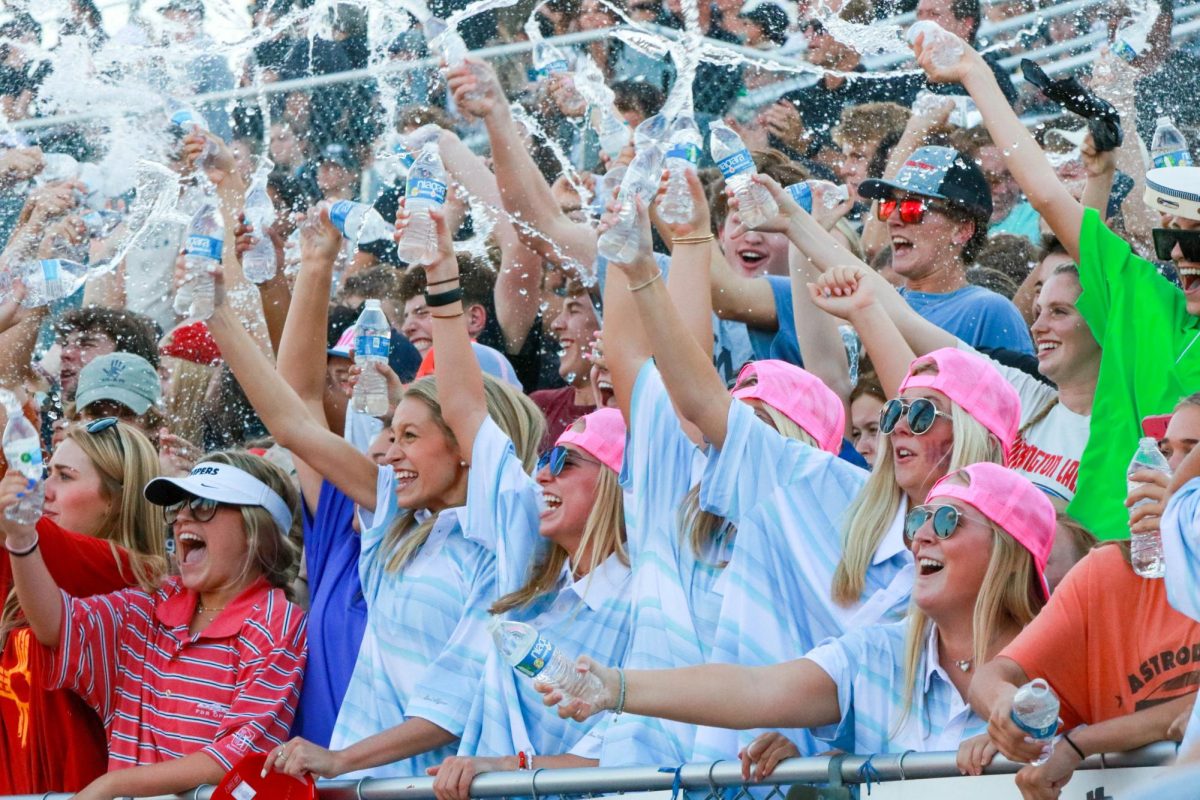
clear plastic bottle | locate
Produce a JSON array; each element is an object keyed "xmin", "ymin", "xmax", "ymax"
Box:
[
  {"xmin": 175, "ymin": 181, "xmax": 225, "ymax": 321},
  {"xmin": 18, "ymin": 259, "xmax": 88, "ymax": 308},
  {"xmin": 427, "ymin": 18, "xmax": 481, "ymax": 102},
  {"xmin": 906, "ymin": 20, "xmax": 964, "ymax": 69},
  {"xmin": 532, "ymin": 40, "xmax": 571, "ymax": 80},
  {"xmin": 352, "ymin": 300, "xmax": 391, "ymax": 416},
  {"xmin": 596, "ymin": 110, "xmax": 632, "ymax": 160},
  {"xmin": 396, "ymin": 143, "xmax": 449, "ymax": 266},
  {"xmin": 1150, "ymin": 116, "xmax": 1194, "ymax": 169},
  {"xmin": 1010, "ymin": 678, "xmax": 1060, "ymax": 766},
  {"xmin": 709, "ymin": 120, "xmax": 778, "ymax": 230},
  {"xmin": 786, "ymin": 180, "xmax": 850, "ymax": 214},
  {"xmin": 36, "ymin": 152, "xmax": 80, "ymax": 185},
  {"xmin": 597, "ymin": 144, "xmax": 662, "ymax": 263},
  {"xmin": 491, "ymin": 618, "xmax": 608, "ymax": 706},
  {"xmin": 658, "ymin": 114, "xmax": 703, "ymax": 225},
  {"xmin": 241, "ymin": 168, "xmax": 278, "ymax": 284},
  {"xmin": 591, "ymin": 164, "xmax": 627, "ymax": 218},
  {"xmin": 328, "ymin": 200, "xmax": 393, "ymax": 249},
  {"xmin": 168, "ymin": 104, "xmax": 217, "ymax": 167},
  {"xmin": 1128, "ymin": 436, "xmax": 1172, "ymax": 578},
  {"xmin": 2, "ymin": 411, "xmax": 44, "ymax": 525},
  {"xmin": 1112, "ymin": 11, "xmax": 1156, "ymax": 63}
]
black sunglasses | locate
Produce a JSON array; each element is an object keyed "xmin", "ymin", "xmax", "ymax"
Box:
[
  {"xmin": 879, "ymin": 398, "xmax": 952, "ymax": 436},
  {"xmin": 164, "ymin": 495, "xmax": 223, "ymax": 526},
  {"xmin": 904, "ymin": 504, "xmax": 967, "ymax": 543},
  {"xmin": 1153, "ymin": 227, "xmax": 1200, "ymax": 262}
]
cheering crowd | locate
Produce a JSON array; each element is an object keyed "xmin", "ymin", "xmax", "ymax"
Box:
[{"xmin": 1, "ymin": 0, "xmax": 1200, "ymax": 798}]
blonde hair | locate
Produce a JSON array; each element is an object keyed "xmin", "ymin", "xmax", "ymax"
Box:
[
  {"xmin": 680, "ymin": 404, "xmax": 817, "ymax": 561},
  {"xmin": 382, "ymin": 376, "xmax": 545, "ymax": 574},
  {"xmin": 831, "ymin": 365, "xmax": 1006, "ymax": 606},
  {"xmin": 1, "ymin": 422, "xmax": 168, "ymax": 647},
  {"xmin": 202, "ymin": 451, "xmax": 303, "ymax": 600},
  {"xmin": 492, "ymin": 464, "xmax": 628, "ymax": 613},
  {"xmin": 898, "ymin": 524, "xmax": 1043, "ymax": 728},
  {"xmin": 160, "ymin": 355, "xmax": 217, "ymax": 447}
]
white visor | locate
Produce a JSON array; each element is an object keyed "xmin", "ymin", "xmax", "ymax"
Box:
[{"xmin": 144, "ymin": 462, "xmax": 293, "ymax": 539}]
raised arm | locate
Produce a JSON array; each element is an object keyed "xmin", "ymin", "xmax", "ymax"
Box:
[
  {"xmin": 915, "ymin": 36, "xmax": 1085, "ymax": 262},
  {"xmin": 0, "ymin": 473, "xmax": 63, "ymax": 647},
  {"xmin": 445, "ymin": 59, "xmax": 597, "ymax": 269}
]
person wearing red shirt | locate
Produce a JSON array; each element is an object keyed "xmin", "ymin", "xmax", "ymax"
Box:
[
  {"xmin": 0, "ymin": 418, "xmax": 166, "ymax": 794},
  {"xmin": 0, "ymin": 451, "xmax": 307, "ymax": 799}
]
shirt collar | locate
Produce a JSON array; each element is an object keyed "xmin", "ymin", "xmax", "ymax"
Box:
[
  {"xmin": 873, "ymin": 496, "xmax": 910, "ymax": 566},
  {"xmin": 921, "ymin": 622, "xmax": 956, "ymax": 694},
  {"xmin": 560, "ymin": 553, "xmax": 631, "ymax": 612},
  {"xmin": 156, "ymin": 576, "xmax": 274, "ymax": 639}
]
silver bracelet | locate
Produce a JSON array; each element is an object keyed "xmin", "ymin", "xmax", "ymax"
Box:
[{"xmin": 614, "ymin": 668, "xmax": 627, "ymax": 715}]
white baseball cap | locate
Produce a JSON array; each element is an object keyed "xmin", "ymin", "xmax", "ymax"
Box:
[{"xmin": 144, "ymin": 462, "xmax": 294, "ymax": 538}]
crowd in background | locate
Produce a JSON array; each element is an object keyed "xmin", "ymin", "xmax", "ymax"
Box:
[{"xmin": 1, "ymin": 0, "xmax": 1200, "ymax": 798}]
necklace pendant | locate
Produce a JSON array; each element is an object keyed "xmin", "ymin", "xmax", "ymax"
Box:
[{"xmin": 955, "ymin": 659, "xmax": 972, "ymax": 672}]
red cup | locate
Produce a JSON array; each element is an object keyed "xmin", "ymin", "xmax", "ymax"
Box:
[{"xmin": 211, "ymin": 752, "xmax": 317, "ymax": 800}]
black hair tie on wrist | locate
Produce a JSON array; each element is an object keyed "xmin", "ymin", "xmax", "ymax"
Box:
[{"xmin": 425, "ymin": 287, "xmax": 464, "ymax": 307}]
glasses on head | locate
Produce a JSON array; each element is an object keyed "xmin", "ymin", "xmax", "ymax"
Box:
[
  {"xmin": 904, "ymin": 503, "xmax": 968, "ymax": 543},
  {"xmin": 85, "ymin": 417, "xmax": 119, "ymax": 434},
  {"xmin": 164, "ymin": 495, "xmax": 222, "ymax": 526},
  {"xmin": 536, "ymin": 445, "xmax": 599, "ymax": 477},
  {"xmin": 1153, "ymin": 227, "xmax": 1200, "ymax": 261},
  {"xmin": 877, "ymin": 198, "xmax": 931, "ymax": 224},
  {"xmin": 879, "ymin": 397, "xmax": 952, "ymax": 436}
]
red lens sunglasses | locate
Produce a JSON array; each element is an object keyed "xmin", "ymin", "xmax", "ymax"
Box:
[{"xmin": 877, "ymin": 198, "xmax": 930, "ymax": 224}]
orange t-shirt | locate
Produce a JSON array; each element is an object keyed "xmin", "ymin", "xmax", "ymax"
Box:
[{"xmin": 1001, "ymin": 545, "xmax": 1200, "ymax": 730}]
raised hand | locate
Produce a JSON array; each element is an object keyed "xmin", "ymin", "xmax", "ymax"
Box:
[
  {"xmin": 445, "ymin": 58, "xmax": 504, "ymax": 121},
  {"xmin": 911, "ymin": 29, "xmax": 983, "ymax": 86},
  {"xmin": 651, "ymin": 167, "xmax": 711, "ymax": 242},
  {"xmin": 808, "ymin": 264, "xmax": 882, "ymax": 321},
  {"xmin": 297, "ymin": 204, "xmax": 342, "ymax": 265}
]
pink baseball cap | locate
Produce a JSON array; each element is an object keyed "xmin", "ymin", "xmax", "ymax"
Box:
[
  {"xmin": 556, "ymin": 407, "xmax": 627, "ymax": 474},
  {"xmin": 926, "ymin": 462, "xmax": 1056, "ymax": 600},
  {"xmin": 898, "ymin": 348, "xmax": 1021, "ymax": 457},
  {"xmin": 731, "ymin": 360, "xmax": 845, "ymax": 454}
]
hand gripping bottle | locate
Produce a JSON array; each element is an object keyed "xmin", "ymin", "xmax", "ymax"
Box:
[
  {"xmin": 396, "ymin": 143, "xmax": 450, "ymax": 266},
  {"xmin": 168, "ymin": 103, "xmax": 217, "ymax": 167},
  {"xmin": 241, "ymin": 167, "xmax": 278, "ymax": 284},
  {"xmin": 1011, "ymin": 679, "xmax": 1060, "ymax": 767},
  {"xmin": 175, "ymin": 180, "xmax": 225, "ymax": 321},
  {"xmin": 491, "ymin": 618, "xmax": 608, "ymax": 706},
  {"xmin": 352, "ymin": 300, "xmax": 391, "ymax": 417},
  {"xmin": 597, "ymin": 143, "xmax": 662, "ymax": 264},
  {"xmin": 786, "ymin": 180, "xmax": 850, "ymax": 214},
  {"xmin": 1128, "ymin": 436, "xmax": 1172, "ymax": 578},
  {"xmin": 1150, "ymin": 116, "xmax": 1194, "ymax": 169},
  {"xmin": 428, "ymin": 18, "xmax": 482, "ymax": 103},
  {"xmin": 18, "ymin": 259, "xmax": 88, "ymax": 308},
  {"xmin": 2, "ymin": 411, "xmax": 44, "ymax": 525},
  {"xmin": 1112, "ymin": 11, "xmax": 1156, "ymax": 63},
  {"xmin": 329, "ymin": 200, "xmax": 393, "ymax": 250},
  {"xmin": 532, "ymin": 40, "xmax": 571, "ymax": 81},
  {"xmin": 657, "ymin": 114, "xmax": 703, "ymax": 225},
  {"xmin": 906, "ymin": 20, "xmax": 964, "ymax": 69},
  {"xmin": 710, "ymin": 120, "xmax": 778, "ymax": 230}
]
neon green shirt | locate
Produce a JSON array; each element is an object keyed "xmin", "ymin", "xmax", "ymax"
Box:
[{"xmin": 1068, "ymin": 209, "xmax": 1200, "ymax": 540}]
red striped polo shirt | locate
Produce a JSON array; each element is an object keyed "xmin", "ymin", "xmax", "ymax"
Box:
[{"xmin": 45, "ymin": 575, "xmax": 307, "ymax": 771}]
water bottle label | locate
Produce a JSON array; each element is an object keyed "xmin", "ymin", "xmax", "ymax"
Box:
[
  {"xmin": 535, "ymin": 59, "xmax": 569, "ymax": 78},
  {"xmin": 393, "ymin": 146, "xmax": 416, "ymax": 169},
  {"xmin": 4, "ymin": 437, "xmax": 42, "ymax": 472},
  {"xmin": 407, "ymin": 177, "xmax": 447, "ymax": 205},
  {"xmin": 186, "ymin": 234, "xmax": 223, "ymax": 261},
  {"xmin": 666, "ymin": 143, "xmax": 701, "ymax": 165},
  {"xmin": 355, "ymin": 333, "xmax": 390, "ymax": 358},
  {"xmin": 717, "ymin": 149, "xmax": 754, "ymax": 179},
  {"xmin": 329, "ymin": 200, "xmax": 355, "ymax": 234},
  {"xmin": 514, "ymin": 635, "xmax": 556, "ymax": 678},
  {"xmin": 170, "ymin": 109, "xmax": 204, "ymax": 130},
  {"xmin": 1153, "ymin": 151, "xmax": 1194, "ymax": 169},
  {"xmin": 40, "ymin": 260, "xmax": 61, "ymax": 282},
  {"xmin": 1112, "ymin": 39, "xmax": 1139, "ymax": 62},
  {"xmin": 787, "ymin": 183, "xmax": 814, "ymax": 214},
  {"xmin": 1011, "ymin": 712, "xmax": 1057, "ymax": 740}
]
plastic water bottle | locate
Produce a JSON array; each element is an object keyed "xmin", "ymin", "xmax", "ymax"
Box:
[
  {"xmin": 396, "ymin": 143, "xmax": 449, "ymax": 266},
  {"xmin": 175, "ymin": 182, "xmax": 224, "ymax": 321},
  {"xmin": 658, "ymin": 114, "xmax": 703, "ymax": 225},
  {"xmin": 352, "ymin": 300, "xmax": 391, "ymax": 416},
  {"xmin": 491, "ymin": 618, "xmax": 608, "ymax": 706},
  {"xmin": 787, "ymin": 181, "xmax": 850, "ymax": 214},
  {"xmin": 1112, "ymin": 12, "xmax": 1156, "ymax": 63},
  {"xmin": 428, "ymin": 18, "xmax": 481, "ymax": 102},
  {"xmin": 18, "ymin": 259, "xmax": 88, "ymax": 308},
  {"xmin": 597, "ymin": 144, "xmax": 662, "ymax": 263},
  {"xmin": 1150, "ymin": 117, "xmax": 1194, "ymax": 169},
  {"xmin": 241, "ymin": 169, "xmax": 277, "ymax": 284},
  {"xmin": 168, "ymin": 104, "xmax": 217, "ymax": 167},
  {"xmin": 906, "ymin": 21, "xmax": 964, "ymax": 69},
  {"xmin": 3, "ymin": 411, "xmax": 44, "ymax": 525},
  {"xmin": 36, "ymin": 152, "xmax": 80, "ymax": 185},
  {"xmin": 328, "ymin": 200, "xmax": 393, "ymax": 250},
  {"xmin": 1011, "ymin": 678, "xmax": 1060, "ymax": 766},
  {"xmin": 710, "ymin": 120, "xmax": 778, "ymax": 230},
  {"xmin": 82, "ymin": 209, "xmax": 123, "ymax": 239},
  {"xmin": 596, "ymin": 110, "xmax": 632, "ymax": 160},
  {"xmin": 532, "ymin": 40, "xmax": 570, "ymax": 80},
  {"xmin": 591, "ymin": 164, "xmax": 627, "ymax": 218},
  {"xmin": 1128, "ymin": 436, "xmax": 1172, "ymax": 578}
]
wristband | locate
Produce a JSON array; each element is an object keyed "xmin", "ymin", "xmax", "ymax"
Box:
[
  {"xmin": 614, "ymin": 668, "xmax": 627, "ymax": 715},
  {"xmin": 426, "ymin": 276, "xmax": 460, "ymax": 288},
  {"xmin": 6, "ymin": 533, "xmax": 38, "ymax": 557},
  {"xmin": 673, "ymin": 233, "xmax": 715, "ymax": 245},
  {"xmin": 1062, "ymin": 730, "xmax": 1085, "ymax": 760},
  {"xmin": 627, "ymin": 271, "xmax": 662, "ymax": 293},
  {"xmin": 425, "ymin": 287, "xmax": 463, "ymax": 307},
  {"xmin": 431, "ymin": 310, "xmax": 465, "ymax": 319}
]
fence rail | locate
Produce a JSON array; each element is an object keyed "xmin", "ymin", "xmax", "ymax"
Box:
[{"xmin": 0, "ymin": 742, "xmax": 1174, "ymax": 800}]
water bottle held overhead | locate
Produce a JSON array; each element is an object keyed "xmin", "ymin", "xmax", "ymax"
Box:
[
  {"xmin": 491, "ymin": 619, "xmax": 609, "ymax": 707},
  {"xmin": 786, "ymin": 181, "xmax": 850, "ymax": 214},
  {"xmin": 1112, "ymin": 8, "xmax": 1158, "ymax": 63},
  {"xmin": 3, "ymin": 412, "xmax": 45, "ymax": 526},
  {"xmin": 658, "ymin": 114, "xmax": 703, "ymax": 226},
  {"xmin": 597, "ymin": 146, "xmax": 661, "ymax": 263},
  {"xmin": 242, "ymin": 169, "xmax": 278, "ymax": 284},
  {"xmin": 1010, "ymin": 679, "xmax": 1060, "ymax": 766},
  {"xmin": 1150, "ymin": 117, "xmax": 1194, "ymax": 169},
  {"xmin": 1127, "ymin": 437, "xmax": 1172, "ymax": 578},
  {"xmin": 396, "ymin": 143, "xmax": 450, "ymax": 266},
  {"xmin": 352, "ymin": 300, "xmax": 392, "ymax": 417},
  {"xmin": 906, "ymin": 20, "xmax": 964, "ymax": 69},
  {"xmin": 709, "ymin": 120, "xmax": 778, "ymax": 230},
  {"xmin": 328, "ymin": 200, "xmax": 393, "ymax": 249},
  {"xmin": 532, "ymin": 40, "xmax": 570, "ymax": 81},
  {"xmin": 18, "ymin": 259, "xmax": 88, "ymax": 309},
  {"xmin": 176, "ymin": 183, "xmax": 225, "ymax": 322}
]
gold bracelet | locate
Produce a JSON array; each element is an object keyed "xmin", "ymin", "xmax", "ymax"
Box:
[
  {"xmin": 627, "ymin": 270, "xmax": 663, "ymax": 292},
  {"xmin": 430, "ymin": 310, "xmax": 465, "ymax": 319},
  {"xmin": 672, "ymin": 233, "xmax": 715, "ymax": 245}
]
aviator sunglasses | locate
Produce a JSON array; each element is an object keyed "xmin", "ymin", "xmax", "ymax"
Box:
[
  {"xmin": 536, "ymin": 446, "xmax": 600, "ymax": 477},
  {"xmin": 903, "ymin": 503, "xmax": 973, "ymax": 543},
  {"xmin": 879, "ymin": 397, "xmax": 952, "ymax": 436}
]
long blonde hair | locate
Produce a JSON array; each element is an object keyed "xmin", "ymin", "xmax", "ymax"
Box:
[
  {"xmin": 1, "ymin": 421, "xmax": 168, "ymax": 646},
  {"xmin": 492, "ymin": 465, "xmax": 628, "ymax": 613},
  {"xmin": 831, "ymin": 371, "xmax": 1006, "ymax": 607},
  {"xmin": 160, "ymin": 355, "xmax": 217, "ymax": 447},
  {"xmin": 382, "ymin": 376, "xmax": 545, "ymax": 574},
  {"xmin": 898, "ymin": 524, "xmax": 1044, "ymax": 728},
  {"xmin": 680, "ymin": 404, "xmax": 818, "ymax": 562}
]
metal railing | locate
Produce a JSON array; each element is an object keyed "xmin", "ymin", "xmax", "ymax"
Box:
[{"xmin": 0, "ymin": 742, "xmax": 1174, "ymax": 800}]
